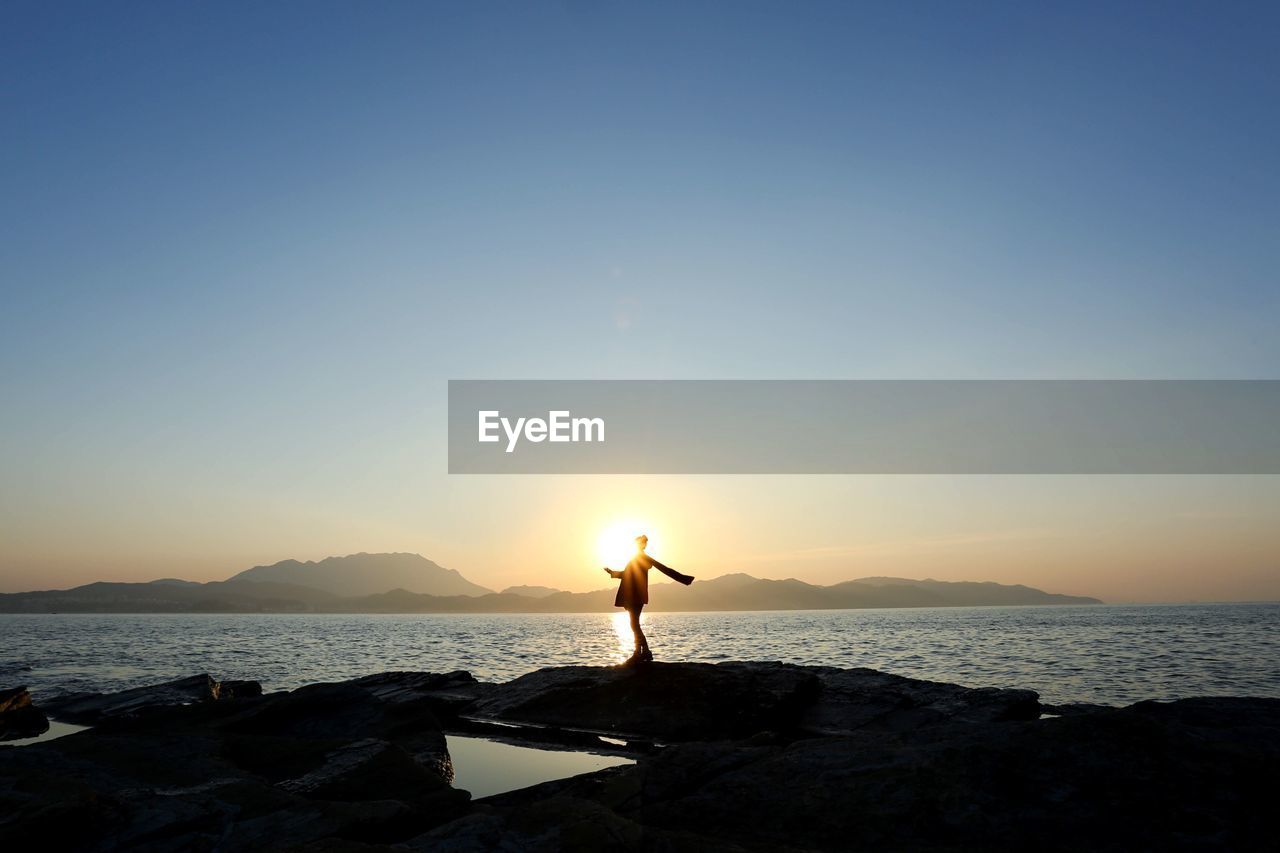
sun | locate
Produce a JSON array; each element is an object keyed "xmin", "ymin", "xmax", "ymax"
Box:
[{"xmin": 596, "ymin": 519, "xmax": 653, "ymax": 567}]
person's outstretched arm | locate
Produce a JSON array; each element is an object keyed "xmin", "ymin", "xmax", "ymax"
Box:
[
  {"xmin": 650, "ymin": 558, "xmax": 694, "ymax": 586},
  {"xmin": 602, "ymin": 567, "xmax": 624, "ymax": 579}
]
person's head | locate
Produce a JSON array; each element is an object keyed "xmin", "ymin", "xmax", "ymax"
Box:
[{"xmin": 635, "ymin": 534, "xmax": 648, "ymax": 552}]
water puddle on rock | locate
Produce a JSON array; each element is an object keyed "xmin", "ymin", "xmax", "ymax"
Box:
[
  {"xmin": 0, "ymin": 720, "xmax": 89, "ymax": 748},
  {"xmin": 445, "ymin": 735, "xmax": 634, "ymax": 799}
]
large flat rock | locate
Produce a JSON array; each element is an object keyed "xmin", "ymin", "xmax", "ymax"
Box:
[
  {"xmin": 40, "ymin": 673, "xmax": 261, "ymax": 724},
  {"xmin": 349, "ymin": 669, "xmax": 497, "ymax": 718},
  {"xmin": 802, "ymin": 666, "xmax": 1041, "ymax": 733},
  {"xmin": 467, "ymin": 662, "xmax": 822, "ymax": 741},
  {"xmin": 637, "ymin": 697, "xmax": 1280, "ymax": 850},
  {"xmin": 466, "ymin": 661, "xmax": 1038, "ymax": 741}
]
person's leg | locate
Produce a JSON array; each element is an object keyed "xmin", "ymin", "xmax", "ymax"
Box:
[
  {"xmin": 634, "ymin": 606, "xmax": 653, "ymax": 660},
  {"xmin": 628, "ymin": 606, "xmax": 647, "ymax": 655}
]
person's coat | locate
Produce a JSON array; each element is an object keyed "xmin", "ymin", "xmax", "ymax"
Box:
[{"xmin": 610, "ymin": 554, "xmax": 694, "ymax": 608}]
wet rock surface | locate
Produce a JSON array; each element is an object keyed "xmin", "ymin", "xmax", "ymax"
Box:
[
  {"xmin": 2, "ymin": 663, "xmax": 1275, "ymax": 850},
  {"xmin": 40, "ymin": 673, "xmax": 263, "ymax": 724}
]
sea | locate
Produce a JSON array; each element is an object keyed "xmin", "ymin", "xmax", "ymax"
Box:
[{"xmin": 3, "ymin": 603, "xmax": 1278, "ymax": 707}]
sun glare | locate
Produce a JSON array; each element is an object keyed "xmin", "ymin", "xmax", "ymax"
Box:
[
  {"xmin": 611, "ymin": 611, "xmax": 635, "ymax": 660},
  {"xmin": 596, "ymin": 519, "xmax": 653, "ymax": 567}
]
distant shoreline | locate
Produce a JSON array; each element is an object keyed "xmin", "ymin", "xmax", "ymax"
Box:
[{"xmin": 17, "ymin": 596, "xmax": 1280, "ymax": 612}]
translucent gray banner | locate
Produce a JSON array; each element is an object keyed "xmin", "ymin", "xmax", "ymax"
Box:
[{"xmin": 447, "ymin": 380, "xmax": 1280, "ymax": 474}]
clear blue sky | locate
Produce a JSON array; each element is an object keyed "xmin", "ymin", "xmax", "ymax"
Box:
[{"xmin": 2, "ymin": 2, "xmax": 1278, "ymax": 599}]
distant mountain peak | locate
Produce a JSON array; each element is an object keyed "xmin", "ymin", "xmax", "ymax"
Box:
[
  {"xmin": 697, "ymin": 573, "xmax": 760, "ymax": 587},
  {"xmin": 501, "ymin": 585, "xmax": 565, "ymax": 598},
  {"xmin": 227, "ymin": 552, "xmax": 494, "ymax": 598}
]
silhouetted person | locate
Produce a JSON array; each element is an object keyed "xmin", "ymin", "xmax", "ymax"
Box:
[{"xmin": 603, "ymin": 534, "xmax": 693, "ymax": 665}]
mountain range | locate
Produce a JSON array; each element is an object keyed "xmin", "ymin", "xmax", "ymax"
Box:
[{"xmin": 0, "ymin": 552, "xmax": 1100, "ymax": 613}]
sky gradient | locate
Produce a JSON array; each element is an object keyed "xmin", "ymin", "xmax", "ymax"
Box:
[{"xmin": 2, "ymin": 2, "xmax": 1278, "ymax": 600}]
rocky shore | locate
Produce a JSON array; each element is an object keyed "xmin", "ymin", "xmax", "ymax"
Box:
[{"xmin": 1, "ymin": 662, "xmax": 1274, "ymax": 850}]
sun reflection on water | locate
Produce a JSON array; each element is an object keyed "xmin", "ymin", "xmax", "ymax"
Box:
[{"xmin": 611, "ymin": 611, "xmax": 634, "ymax": 662}]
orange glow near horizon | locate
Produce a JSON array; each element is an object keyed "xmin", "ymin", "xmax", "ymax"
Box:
[{"xmin": 9, "ymin": 475, "xmax": 1280, "ymax": 602}]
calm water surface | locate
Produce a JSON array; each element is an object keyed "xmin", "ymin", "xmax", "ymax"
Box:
[
  {"xmin": 446, "ymin": 735, "xmax": 631, "ymax": 799},
  {"xmin": 2, "ymin": 604, "xmax": 1277, "ymax": 706}
]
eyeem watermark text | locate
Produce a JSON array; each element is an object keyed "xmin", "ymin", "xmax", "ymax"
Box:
[{"xmin": 478, "ymin": 410, "xmax": 605, "ymax": 453}]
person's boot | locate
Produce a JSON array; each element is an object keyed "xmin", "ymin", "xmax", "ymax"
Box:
[
  {"xmin": 621, "ymin": 648, "xmax": 642, "ymax": 666},
  {"xmin": 640, "ymin": 647, "xmax": 654, "ymax": 663}
]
